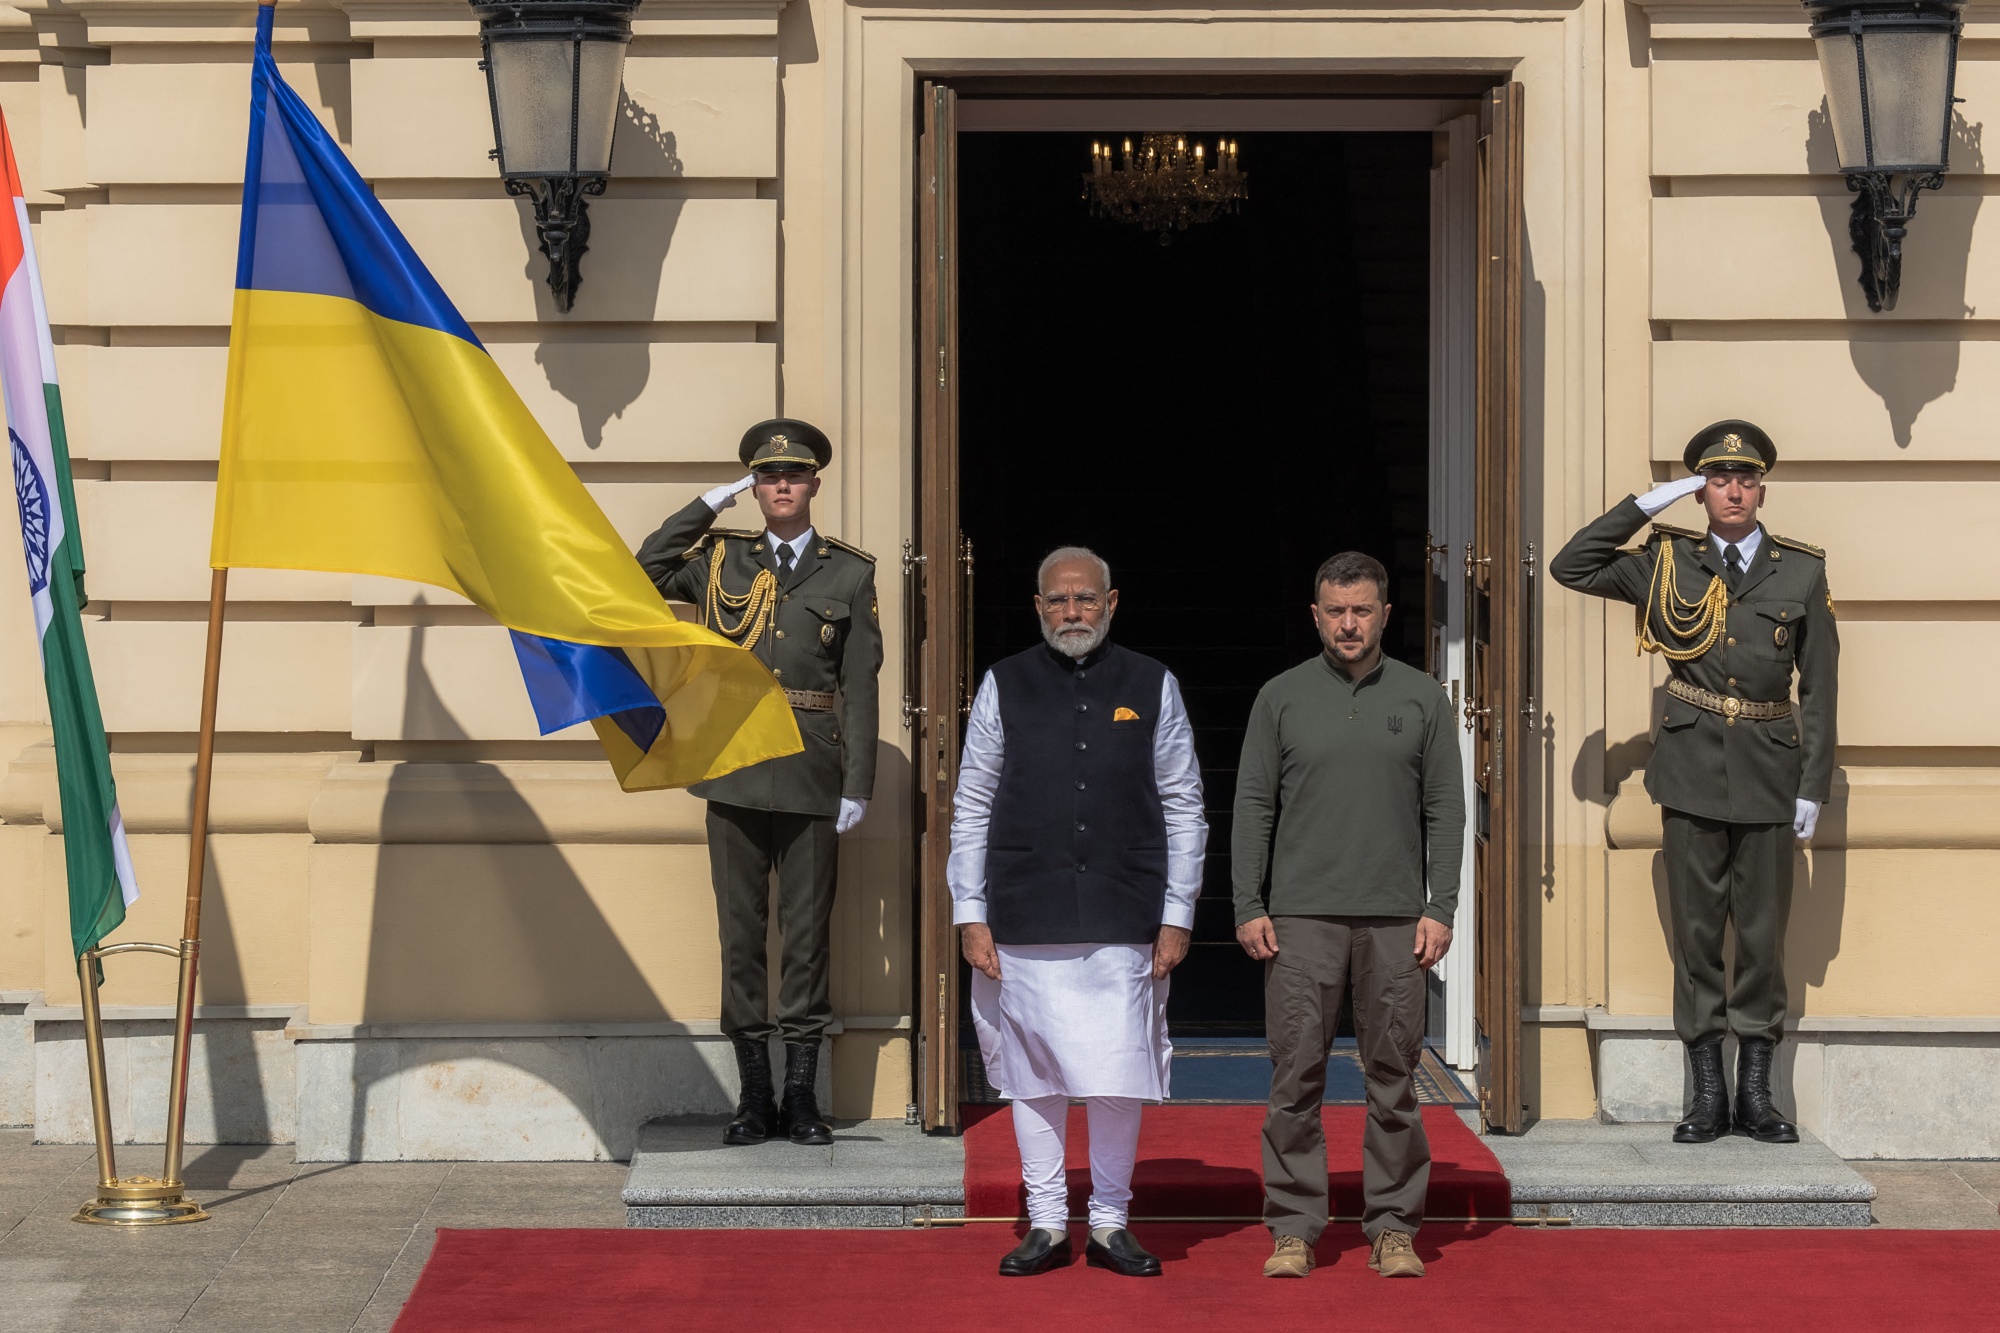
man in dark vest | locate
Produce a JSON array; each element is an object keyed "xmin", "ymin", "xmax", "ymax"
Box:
[
  {"xmin": 1553, "ymin": 420, "xmax": 1838, "ymax": 1145},
  {"xmin": 950, "ymin": 547, "xmax": 1207, "ymax": 1279},
  {"xmin": 636, "ymin": 419, "xmax": 881, "ymax": 1148}
]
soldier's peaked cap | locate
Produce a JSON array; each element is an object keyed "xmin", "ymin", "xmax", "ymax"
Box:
[
  {"xmin": 1683, "ymin": 419, "xmax": 1776, "ymax": 475},
  {"xmin": 740, "ymin": 418, "xmax": 832, "ymax": 471}
]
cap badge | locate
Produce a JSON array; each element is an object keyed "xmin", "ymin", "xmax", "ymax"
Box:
[
  {"xmin": 1722, "ymin": 433, "xmax": 1744, "ymax": 454},
  {"xmin": 768, "ymin": 434, "xmax": 792, "ymax": 454}
]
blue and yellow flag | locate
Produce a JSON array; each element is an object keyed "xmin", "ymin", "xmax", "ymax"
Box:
[{"xmin": 212, "ymin": 7, "xmax": 798, "ymax": 788}]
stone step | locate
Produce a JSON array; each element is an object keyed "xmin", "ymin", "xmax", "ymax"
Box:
[
  {"xmin": 1480, "ymin": 1116, "xmax": 1877, "ymax": 1227},
  {"xmin": 622, "ymin": 1117, "xmax": 965, "ymax": 1228},
  {"xmin": 626, "ymin": 1111, "xmax": 1880, "ymax": 1230}
]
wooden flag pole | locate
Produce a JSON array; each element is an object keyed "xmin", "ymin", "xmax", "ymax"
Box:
[
  {"xmin": 72, "ymin": 566, "xmax": 225, "ymax": 1226},
  {"xmin": 162, "ymin": 567, "xmax": 229, "ymax": 1188}
]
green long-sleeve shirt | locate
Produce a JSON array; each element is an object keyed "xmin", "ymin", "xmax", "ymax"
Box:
[{"xmin": 1231, "ymin": 653, "xmax": 1465, "ymax": 927}]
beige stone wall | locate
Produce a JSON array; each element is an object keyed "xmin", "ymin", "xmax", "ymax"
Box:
[
  {"xmin": 1600, "ymin": 0, "xmax": 2000, "ymax": 1006},
  {"xmin": 0, "ymin": 0, "xmax": 1993, "ymax": 1137},
  {"xmin": 0, "ymin": 0, "xmax": 910, "ymax": 1125}
]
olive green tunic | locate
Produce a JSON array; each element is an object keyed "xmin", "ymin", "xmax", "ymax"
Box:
[
  {"xmin": 1550, "ymin": 495, "xmax": 1838, "ymax": 824},
  {"xmin": 637, "ymin": 497, "xmax": 881, "ymax": 818}
]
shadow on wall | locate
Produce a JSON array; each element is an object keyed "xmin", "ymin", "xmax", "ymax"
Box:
[
  {"xmin": 1807, "ymin": 101, "xmax": 1984, "ymax": 447},
  {"xmin": 180, "ymin": 841, "xmax": 273, "ymax": 1177},
  {"xmin": 530, "ymin": 90, "xmax": 685, "ymax": 449},
  {"xmin": 339, "ymin": 618, "xmax": 723, "ymax": 1160}
]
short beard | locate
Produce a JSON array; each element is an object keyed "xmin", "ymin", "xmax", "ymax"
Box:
[
  {"xmin": 1323, "ymin": 631, "xmax": 1381, "ymax": 664},
  {"xmin": 1043, "ymin": 616, "xmax": 1110, "ymax": 660}
]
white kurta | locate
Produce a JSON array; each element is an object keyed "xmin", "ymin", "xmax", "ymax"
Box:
[{"xmin": 950, "ymin": 663, "xmax": 1207, "ymax": 1102}]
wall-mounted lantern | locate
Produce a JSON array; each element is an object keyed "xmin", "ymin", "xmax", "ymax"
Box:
[
  {"xmin": 1804, "ymin": 0, "xmax": 1966, "ymax": 312},
  {"xmin": 471, "ymin": 0, "xmax": 639, "ymax": 312}
]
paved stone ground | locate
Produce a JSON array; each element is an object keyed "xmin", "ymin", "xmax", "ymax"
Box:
[
  {"xmin": 1853, "ymin": 1160, "xmax": 2000, "ymax": 1229},
  {"xmin": 1, "ymin": 1127, "xmax": 1994, "ymax": 1331},
  {"xmin": 0, "ymin": 1130, "xmax": 625, "ymax": 1332}
]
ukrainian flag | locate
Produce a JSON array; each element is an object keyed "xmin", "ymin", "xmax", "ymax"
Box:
[{"xmin": 212, "ymin": 6, "xmax": 798, "ymax": 788}]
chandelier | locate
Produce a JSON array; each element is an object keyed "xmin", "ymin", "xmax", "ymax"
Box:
[{"xmin": 1083, "ymin": 134, "xmax": 1248, "ymax": 243}]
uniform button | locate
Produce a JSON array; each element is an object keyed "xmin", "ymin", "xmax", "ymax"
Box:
[
  {"xmin": 776, "ymin": 630, "xmax": 786, "ymax": 639},
  {"xmin": 1075, "ymin": 781, "xmax": 1086, "ymax": 791},
  {"xmin": 772, "ymin": 668, "xmax": 783, "ymax": 678},
  {"xmin": 1727, "ymin": 637, "xmax": 1737, "ymax": 646},
  {"xmin": 1076, "ymin": 670, "xmax": 1087, "ymax": 680},
  {"xmin": 1076, "ymin": 703, "xmax": 1089, "ymax": 713},
  {"xmin": 783, "ymin": 594, "xmax": 791, "ymax": 601},
  {"xmin": 1075, "ymin": 863, "xmax": 1087, "ymax": 873},
  {"xmin": 1075, "ymin": 821, "xmax": 1087, "ymax": 832},
  {"xmin": 1727, "ymin": 677, "xmax": 1736, "ymax": 686},
  {"xmin": 1075, "ymin": 741, "xmax": 1087, "ymax": 751},
  {"xmin": 1779, "ymin": 610, "xmax": 1789, "ymax": 620}
]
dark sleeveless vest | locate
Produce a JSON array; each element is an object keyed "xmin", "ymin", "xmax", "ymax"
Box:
[{"xmin": 984, "ymin": 642, "xmax": 1170, "ymax": 945}]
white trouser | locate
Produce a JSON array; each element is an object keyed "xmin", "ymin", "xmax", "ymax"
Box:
[{"xmin": 1011, "ymin": 1094, "xmax": 1143, "ymax": 1231}]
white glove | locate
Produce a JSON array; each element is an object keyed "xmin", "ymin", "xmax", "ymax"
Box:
[
  {"xmin": 1793, "ymin": 799, "xmax": 1820, "ymax": 842},
  {"xmin": 836, "ymin": 797, "xmax": 868, "ymax": 835},
  {"xmin": 701, "ymin": 473, "xmax": 756, "ymax": 513},
  {"xmin": 1635, "ymin": 474, "xmax": 1707, "ymax": 517}
]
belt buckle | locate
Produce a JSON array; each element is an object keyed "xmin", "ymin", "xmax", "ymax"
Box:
[{"xmin": 1722, "ymin": 697, "xmax": 1741, "ymax": 719}]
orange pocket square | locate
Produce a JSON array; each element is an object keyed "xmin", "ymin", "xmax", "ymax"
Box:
[{"xmin": 1113, "ymin": 707, "xmax": 1141, "ymax": 722}]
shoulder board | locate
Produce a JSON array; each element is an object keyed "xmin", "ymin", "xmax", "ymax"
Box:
[
  {"xmin": 680, "ymin": 528, "xmax": 759, "ymax": 558},
  {"xmin": 1648, "ymin": 523, "xmax": 1704, "ymax": 543},
  {"xmin": 819, "ymin": 535, "xmax": 876, "ymax": 563},
  {"xmin": 1770, "ymin": 533, "xmax": 1824, "ymax": 558}
]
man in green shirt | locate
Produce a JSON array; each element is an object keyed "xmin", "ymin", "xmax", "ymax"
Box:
[{"xmin": 1233, "ymin": 551, "xmax": 1465, "ymax": 1281}]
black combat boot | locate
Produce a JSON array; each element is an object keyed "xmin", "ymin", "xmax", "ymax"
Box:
[
  {"xmin": 777, "ymin": 1041, "xmax": 833, "ymax": 1146},
  {"xmin": 723, "ymin": 1038, "xmax": 780, "ymax": 1146},
  {"xmin": 1672, "ymin": 1040, "xmax": 1732, "ymax": 1144},
  {"xmin": 1734, "ymin": 1037, "xmax": 1800, "ymax": 1143}
]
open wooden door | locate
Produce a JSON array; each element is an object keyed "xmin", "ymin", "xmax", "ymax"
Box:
[
  {"xmin": 912, "ymin": 80, "xmax": 968, "ymax": 1133},
  {"xmin": 1468, "ymin": 81, "xmax": 1527, "ymax": 1135}
]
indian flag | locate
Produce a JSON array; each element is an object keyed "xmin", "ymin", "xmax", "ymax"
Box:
[{"xmin": 0, "ymin": 109, "xmax": 138, "ymax": 956}]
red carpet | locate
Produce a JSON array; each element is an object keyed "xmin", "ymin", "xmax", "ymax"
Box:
[
  {"xmin": 394, "ymin": 1223, "xmax": 1998, "ymax": 1332},
  {"xmin": 961, "ymin": 1102, "xmax": 1509, "ymax": 1219}
]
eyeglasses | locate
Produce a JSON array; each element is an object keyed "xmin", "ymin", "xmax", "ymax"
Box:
[{"xmin": 1039, "ymin": 593, "xmax": 1103, "ymax": 612}]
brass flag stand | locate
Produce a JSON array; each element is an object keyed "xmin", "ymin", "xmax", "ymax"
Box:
[{"xmin": 72, "ymin": 569, "xmax": 228, "ymax": 1226}]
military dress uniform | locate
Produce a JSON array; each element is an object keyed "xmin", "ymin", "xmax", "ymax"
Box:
[
  {"xmin": 1552, "ymin": 421, "xmax": 1838, "ymax": 1144},
  {"xmin": 635, "ymin": 419, "xmax": 882, "ymax": 1146}
]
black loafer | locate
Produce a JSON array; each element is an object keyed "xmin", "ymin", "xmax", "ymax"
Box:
[
  {"xmin": 999, "ymin": 1228, "xmax": 1072, "ymax": 1277},
  {"xmin": 1085, "ymin": 1229, "xmax": 1162, "ymax": 1278}
]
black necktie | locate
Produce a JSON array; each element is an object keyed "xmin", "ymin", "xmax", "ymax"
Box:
[
  {"xmin": 776, "ymin": 544, "xmax": 794, "ymax": 578},
  {"xmin": 1723, "ymin": 543, "xmax": 1743, "ymax": 591}
]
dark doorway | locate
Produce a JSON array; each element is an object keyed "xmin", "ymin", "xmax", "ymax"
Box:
[{"xmin": 956, "ymin": 130, "xmax": 1434, "ymax": 1033}]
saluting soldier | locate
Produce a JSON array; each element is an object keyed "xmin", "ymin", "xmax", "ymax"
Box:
[
  {"xmin": 1552, "ymin": 421, "xmax": 1837, "ymax": 1145},
  {"xmin": 637, "ymin": 419, "xmax": 882, "ymax": 1147}
]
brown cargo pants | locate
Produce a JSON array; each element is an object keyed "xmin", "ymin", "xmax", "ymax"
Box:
[{"xmin": 1261, "ymin": 915, "xmax": 1430, "ymax": 1243}]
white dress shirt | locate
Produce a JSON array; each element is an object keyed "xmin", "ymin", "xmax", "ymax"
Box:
[
  {"xmin": 767, "ymin": 526, "xmax": 816, "ymax": 572},
  {"xmin": 947, "ymin": 666, "xmax": 1208, "ymax": 932},
  {"xmin": 1712, "ymin": 526, "xmax": 1763, "ymax": 569}
]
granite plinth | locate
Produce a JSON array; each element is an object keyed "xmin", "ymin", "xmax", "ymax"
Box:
[
  {"xmin": 623, "ymin": 1116, "xmax": 964, "ymax": 1228},
  {"xmin": 1483, "ymin": 1116, "xmax": 1878, "ymax": 1227},
  {"xmin": 627, "ymin": 1204, "xmax": 965, "ymax": 1228}
]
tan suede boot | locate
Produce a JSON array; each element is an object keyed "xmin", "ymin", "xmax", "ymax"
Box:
[
  {"xmin": 1262, "ymin": 1234, "xmax": 1315, "ymax": 1278},
  {"xmin": 1369, "ymin": 1230, "xmax": 1425, "ymax": 1277}
]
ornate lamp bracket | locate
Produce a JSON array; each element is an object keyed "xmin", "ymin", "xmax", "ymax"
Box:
[
  {"xmin": 1844, "ymin": 169, "xmax": 1945, "ymax": 314},
  {"xmin": 505, "ymin": 173, "xmax": 608, "ymax": 312}
]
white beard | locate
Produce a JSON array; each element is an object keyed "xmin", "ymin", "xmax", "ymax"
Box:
[{"xmin": 1043, "ymin": 617, "xmax": 1110, "ymax": 659}]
